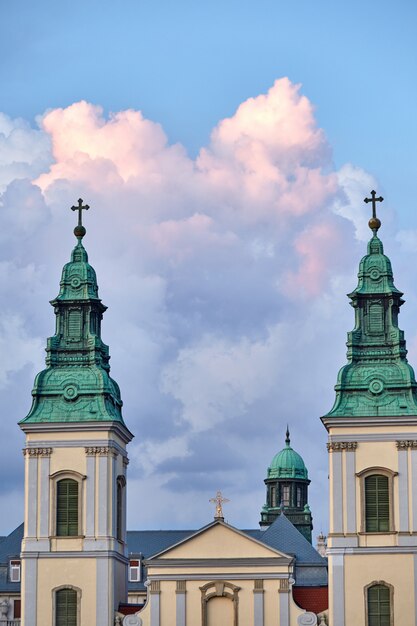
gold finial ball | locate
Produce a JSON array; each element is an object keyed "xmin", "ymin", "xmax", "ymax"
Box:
[
  {"xmin": 368, "ymin": 217, "xmax": 381, "ymax": 232},
  {"xmin": 74, "ymin": 225, "xmax": 86, "ymax": 238}
]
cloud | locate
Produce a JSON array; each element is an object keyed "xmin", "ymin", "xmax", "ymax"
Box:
[
  {"xmin": 0, "ymin": 77, "xmax": 385, "ymax": 533},
  {"xmin": 0, "ymin": 112, "xmax": 52, "ymax": 192}
]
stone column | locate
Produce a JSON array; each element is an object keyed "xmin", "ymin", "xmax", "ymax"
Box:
[
  {"xmin": 327, "ymin": 443, "xmax": 343, "ymax": 534},
  {"xmin": 330, "ymin": 552, "xmax": 345, "ymax": 626},
  {"xmin": 150, "ymin": 580, "xmax": 161, "ymax": 626},
  {"xmin": 24, "ymin": 449, "xmax": 39, "ymax": 538},
  {"xmin": 85, "ymin": 449, "xmax": 96, "ymax": 538},
  {"xmin": 176, "ymin": 580, "xmax": 186, "ymax": 626},
  {"xmin": 345, "ymin": 444, "xmax": 357, "ymax": 534},
  {"xmin": 397, "ymin": 442, "xmax": 410, "ymax": 533},
  {"xmin": 278, "ymin": 579, "xmax": 290, "ymax": 626},
  {"xmin": 253, "ymin": 579, "xmax": 264, "ymax": 626},
  {"xmin": 39, "ymin": 450, "xmax": 52, "ymax": 539}
]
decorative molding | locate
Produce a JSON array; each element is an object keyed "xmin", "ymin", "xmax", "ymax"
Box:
[
  {"xmin": 150, "ymin": 580, "xmax": 160, "ymax": 594},
  {"xmin": 85, "ymin": 446, "xmax": 110, "ymax": 456},
  {"xmin": 327, "ymin": 441, "xmax": 357, "ymax": 452},
  {"xmin": 146, "ymin": 557, "xmax": 291, "ymax": 568},
  {"xmin": 253, "ymin": 579, "xmax": 264, "ymax": 592},
  {"xmin": 279, "ymin": 579, "xmax": 290, "ymax": 593},
  {"xmin": 297, "ymin": 614, "xmax": 317, "ymax": 625},
  {"xmin": 176, "ymin": 580, "xmax": 186, "ymax": 593},
  {"xmin": 396, "ymin": 440, "xmax": 417, "ymax": 449},
  {"xmin": 146, "ymin": 573, "xmax": 288, "ymax": 581},
  {"xmin": 23, "ymin": 447, "xmax": 52, "ymax": 457}
]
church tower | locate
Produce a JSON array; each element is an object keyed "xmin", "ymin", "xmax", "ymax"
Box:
[
  {"xmin": 322, "ymin": 191, "xmax": 417, "ymax": 625},
  {"xmin": 19, "ymin": 201, "xmax": 133, "ymax": 626},
  {"xmin": 260, "ymin": 428, "xmax": 313, "ymax": 542}
]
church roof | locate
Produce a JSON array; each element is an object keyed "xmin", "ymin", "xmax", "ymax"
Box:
[
  {"xmin": 267, "ymin": 428, "xmax": 308, "ymax": 480},
  {"xmin": 259, "ymin": 513, "xmax": 325, "ymax": 565}
]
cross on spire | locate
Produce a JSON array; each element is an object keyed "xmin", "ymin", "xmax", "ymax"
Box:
[
  {"xmin": 209, "ymin": 490, "xmax": 230, "ymax": 520},
  {"xmin": 364, "ymin": 190, "xmax": 384, "ymax": 219},
  {"xmin": 71, "ymin": 198, "xmax": 90, "ymax": 227},
  {"xmin": 364, "ymin": 190, "xmax": 383, "ymax": 234}
]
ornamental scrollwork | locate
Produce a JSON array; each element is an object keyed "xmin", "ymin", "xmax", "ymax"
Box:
[
  {"xmin": 85, "ymin": 446, "xmax": 110, "ymax": 456},
  {"xmin": 396, "ymin": 440, "xmax": 417, "ymax": 449},
  {"xmin": 22, "ymin": 447, "xmax": 53, "ymax": 457},
  {"xmin": 327, "ymin": 442, "xmax": 358, "ymax": 452}
]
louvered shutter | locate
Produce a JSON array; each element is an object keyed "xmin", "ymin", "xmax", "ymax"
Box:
[
  {"xmin": 367, "ymin": 584, "xmax": 390, "ymax": 626},
  {"xmin": 57, "ymin": 479, "xmax": 78, "ymax": 536},
  {"xmin": 365, "ymin": 475, "xmax": 389, "ymax": 532},
  {"xmin": 56, "ymin": 588, "xmax": 77, "ymax": 626}
]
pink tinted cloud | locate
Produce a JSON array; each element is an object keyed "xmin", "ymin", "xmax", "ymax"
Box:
[
  {"xmin": 283, "ymin": 221, "xmax": 346, "ymax": 297},
  {"xmin": 36, "ymin": 101, "xmax": 190, "ymax": 189},
  {"xmin": 32, "ymin": 78, "xmax": 349, "ymax": 297}
]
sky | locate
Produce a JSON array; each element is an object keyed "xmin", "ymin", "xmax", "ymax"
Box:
[{"xmin": 0, "ymin": 0, "xmax": 417, "ymax": 537}]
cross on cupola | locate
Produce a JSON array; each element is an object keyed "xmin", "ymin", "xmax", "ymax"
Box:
[
  {"xmin": 364, "ymin": 190, "xmax": 384, "ymax": 234},
  {"xmin": 71, "ymin": 198, "xmax": 90, "ymax": 239}
]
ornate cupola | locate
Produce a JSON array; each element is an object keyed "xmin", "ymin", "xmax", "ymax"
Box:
[
  {"xmin": 325, "ymin": 191, "xmax": 417, "ymax": 418},
  {"xmin": 20, "ymin": 199, "xmax": 127, "ymax": 427},
  {"xmin": 260, "ymin": 428, "xmax": 313, "ymax": 543}
]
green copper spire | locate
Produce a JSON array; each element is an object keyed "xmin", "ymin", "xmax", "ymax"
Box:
[
  {"xmin": 20, "ymin": 200, "xmax": 125, "ymax": 425},
  {"xmin": 326, "ymin": 191, "xmax": 417, "ymax": 418}
]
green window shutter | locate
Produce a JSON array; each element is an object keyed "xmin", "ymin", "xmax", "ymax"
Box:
[
  {"xmin": 56, "ymin": 588, "xmax": 77, "ymax": 626},
  {"xmin": 365, "ymin": 475, "xmax": 389, "ymax": 532},
  {"xmin": 57, "ymin": 479, "xmax": 79, "ymax": 536},
  {"xmin": 367, "ymin": 585, "xmax": 391, "ymax": 626},
  {"xmin": 68, "ymin": 310, "xmax": 82, "ymax": 339},
  {"xmin": 369, "ymin": 303, "xmax": 384, "ymax": 333}
]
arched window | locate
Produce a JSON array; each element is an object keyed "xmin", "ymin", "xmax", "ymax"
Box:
[
  {"xmin": 57, "ymin": 479, "xmax": 79, "ymax": 536},
  {"xmin": 357, "ymin": 467, "xmax": 397, "ymax": 533},
  {"xmin": 365, "ymin": 475, "xmax": 389, "ymax": 532},
  {"xmin": 365, "ymin": 582, "xmax": 392, "ymax": 626},
  {"xmin": 55, "ymin": 588, "xmax": 77, "ymax": 626}
]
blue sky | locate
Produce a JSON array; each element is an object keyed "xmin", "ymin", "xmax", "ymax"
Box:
[
  {"xmin": 0, "ymin": 0, "xmax": 417, "ymax": 536},
  {"xmin": 2, "ymin": 0, "xmax": 417, "ymax": 215}
]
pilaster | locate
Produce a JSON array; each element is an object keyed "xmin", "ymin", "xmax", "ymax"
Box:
[
  {"xmin": 253, "ymin": 579, "xmax": 264, "ymax": 626},
  {"xmin": 176, "ymin": 580, "xmax": 186, "ymax": 626}
]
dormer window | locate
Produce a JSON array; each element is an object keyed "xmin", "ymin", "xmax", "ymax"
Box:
[
  {"xmin": 10, "ymin": 560, "xmax": 21, "ymax": 582},
  {"xmin": 129, "ymin": 559, "xmax": 141, "ymax": 582}
]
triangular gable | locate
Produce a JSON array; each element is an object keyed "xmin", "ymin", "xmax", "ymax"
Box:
[{"xmin": 148, "ymin": 520, "xmax": 292, "ymax": 561}]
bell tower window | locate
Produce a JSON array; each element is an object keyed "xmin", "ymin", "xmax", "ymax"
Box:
[
  {"xmin": 365, "ymin": 582, "xmax": 393, "ymax": 626},
  {"xmin": 365, "ymin": 475, "xmax": 389, "ymax": 532},
  {"xmin": 56, "ymin": 479, "xmax": 79, "ymax": 537}
]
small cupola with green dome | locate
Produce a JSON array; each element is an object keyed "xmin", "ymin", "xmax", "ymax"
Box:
[{"xmin": 260, "ymin": 428, "xmax": 313, "ymax": 542}]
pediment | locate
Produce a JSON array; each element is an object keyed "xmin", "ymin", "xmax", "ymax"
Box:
[{"xmin": 149, "ymin": 521, "xmax": 292, "ymax": 561}]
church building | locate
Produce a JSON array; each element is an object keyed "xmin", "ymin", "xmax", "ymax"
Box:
[{"xmin": 0, "ymin": 189, "xmax": 414, "ymax": 625}]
